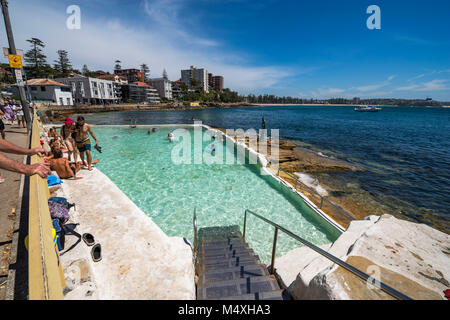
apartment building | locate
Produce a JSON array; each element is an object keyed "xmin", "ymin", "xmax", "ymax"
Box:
[
  {"xmin": 56, "ymin": 74, "xmax": 118, "ymax": 104},
  {"xmin": 150, "ymin": 77, "xmax": 173, "ymax": 100},
  {"xmin": 181, "ymin": 66, "xmax": 209, "ymax": 93},
  {"xmin": 121, "ymin": 82, "xmax": 160, "ymax": 104},
  {"xmin": 98, "ymin": 74, "xmax": 128, "ymax": 102}
]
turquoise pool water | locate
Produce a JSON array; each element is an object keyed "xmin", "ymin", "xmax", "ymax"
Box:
[{"xmin": 91, "ymin": 126, "xmax": 340, "ymax": 263}]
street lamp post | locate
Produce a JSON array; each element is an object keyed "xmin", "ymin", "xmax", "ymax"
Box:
[{"xmin": 1, "ymin": 0, "xmax": 31, "ymax": 130}]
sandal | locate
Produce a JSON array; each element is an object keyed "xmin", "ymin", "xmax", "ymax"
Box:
[
  {"xmin": 91, "ymin": 243, "xmax": 102, "ymax": 262},
  {"xmin": 82, "ymin": 233, "xmax": 95, "ymax": 246}
]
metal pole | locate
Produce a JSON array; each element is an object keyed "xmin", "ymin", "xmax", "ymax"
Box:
[
  {"xmin": 270, "ymin": 227, "xmax": 278, "ymax": 275},
  {"xmin": 242, "ymin": 210, "xmax": 247, "ymax": 241},
  {"xmin": 1, "ymin": 0, "xmax": 31, "ymax": 130}
]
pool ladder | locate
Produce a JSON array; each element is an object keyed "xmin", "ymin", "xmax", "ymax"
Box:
[{"xmin": 193, "ymin": 208, "xmax": 413, "ymax": 300}]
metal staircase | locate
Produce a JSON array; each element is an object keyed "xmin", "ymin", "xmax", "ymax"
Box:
[
  {"xmin": 196, "ymin": 225, "xmax": 285, "ymax": 300},
  {"xmin": 192, "ymin": 209, "xmax": 413, "ymax": 301}
]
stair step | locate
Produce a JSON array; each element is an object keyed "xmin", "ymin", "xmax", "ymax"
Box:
[
  {"xmin": 200, "ymin": 244, "xmax": 249, "ymax": 254},
  {"xmin": 197, "ymin": 276, "xmax": 280, "ymax": 300},
  {"xmin": 201, "ymin": 255, "xmax": 259, "ymax": 267},
  {"xmin": 199, "ymin": 249, "xmax": 255, "ymax": 261},
  {"xmin": 219, "ymin": 290, "xmax": 285, "ymax": 300},
  {"xmin": 198, "ymin": 266, "xmax": 269, "ymax": 286},
  {"xmin": 200, "ymin": 239, "xmax": 247, "ymax": 249},
  {"xmin": 200, "ymin": 258, "xmax": 262, "ymax": 273}
]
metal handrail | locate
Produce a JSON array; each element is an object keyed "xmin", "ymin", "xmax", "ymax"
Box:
[
  {"xmin": 193, "ymin": 208, "xmax": 198, "ymax": 276},
  {"xmin": 277, "ymin": 167, "xmax": 357, "ymax": 222},
  {"xmin": 242, "ymin": 209, "xmax": 412, "ymax": 300}
]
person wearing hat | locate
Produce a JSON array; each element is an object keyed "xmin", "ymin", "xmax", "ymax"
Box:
[{"xmin": 60, "ymin": 117, "xmax": 78, "ymax": 162}]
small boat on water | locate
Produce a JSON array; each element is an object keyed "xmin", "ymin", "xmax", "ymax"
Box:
[{"xmin": 354, "ymin": 105, "xmax": 382, "ymax": 112}]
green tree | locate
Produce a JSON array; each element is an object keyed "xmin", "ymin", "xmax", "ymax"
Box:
[
  {"xmin": 24, "ymin": 38, "xmax": 49, "ymax": 78},
  {"xmin": 54, "ymin": 50, "xmax": 72, "ymax": 77}
]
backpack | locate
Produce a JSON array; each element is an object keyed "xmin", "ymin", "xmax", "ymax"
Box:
[{"xmin": 48, "ymin": 201, "xmax": 70, "ymax": 224}]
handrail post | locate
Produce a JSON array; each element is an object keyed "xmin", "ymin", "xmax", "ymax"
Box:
[
  {"xmin": 320, "ymin": 196, "xmax": 324, "ymax": 209},
  {"xmin": 270, "ymin": 227, "xmax": 278, "ymax": 275},
  {"xmin": 243, "ymin": 210, "xmax": 247, "ymax": 241},
  {"xmin": 193, "ymin": 208, "xmax": 198, "ymax": 275}
]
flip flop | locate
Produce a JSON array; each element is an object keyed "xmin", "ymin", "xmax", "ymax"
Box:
[
  {"xmin": 91, "ymin": 243, "xmax": 102, "ymax": 262},
  {"xmin": 82, "ymin": 233, "xmax": 95, "ymax": 246}
]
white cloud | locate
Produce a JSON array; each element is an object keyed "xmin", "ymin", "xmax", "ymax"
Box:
[
  {"xmin": 396, "ymin": 79, "xmax": 449, "ymax": 92},
  {"xmin": 355, "ymin": 75, "xmax": 395, "ymax": 92}
]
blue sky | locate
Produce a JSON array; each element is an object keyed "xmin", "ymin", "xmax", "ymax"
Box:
[{"xmin": 1, "ymin": 0, "xmax": 449, "ymax": 100}]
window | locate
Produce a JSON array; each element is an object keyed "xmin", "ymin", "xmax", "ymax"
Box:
[
  {"xmin": 94, "ymin": 90, "xmax": 98, "ymax": 95},
  {"xmin": 41, "ymin": 86, "xmax": 46, "ymax": 92},
  {"xmin": 31, "ymin": 86, "xmax": 37, "ymax": 91},
  {"xmin": 92, "ymin": 81, "xmax": 97, "ymax": 88},
  {"xmin": 59, "ymin": 97, "xmax": 63, "ymax": 105},
  {"xmin": 67, "ymin": 98, "xmax": 71, "ymax": 105}
]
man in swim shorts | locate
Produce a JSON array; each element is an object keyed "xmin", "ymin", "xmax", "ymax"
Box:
[{"xmin": 75, "ymin": 116, "xmax": 99, "ymax": 171}]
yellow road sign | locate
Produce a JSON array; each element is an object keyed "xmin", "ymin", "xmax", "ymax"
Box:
[{"xmin": 8, "ymin": 54, "xmax": 23, "ymax": 69}]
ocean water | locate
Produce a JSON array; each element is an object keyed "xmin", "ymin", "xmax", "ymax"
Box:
[
  {"xmin": 88, "ymin": 126, "xmax": 340, "ymax": 263},
  {"xmin": 80, "ymin": 105, "xmax": 450, "ymax": 234}
]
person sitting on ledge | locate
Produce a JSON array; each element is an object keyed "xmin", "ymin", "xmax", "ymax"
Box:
[
  {"xmin": 49, "ymin": 148, "xmax": 100, "ymax": 180},
  {"xmin": 49, "ymin": 148, "xmax": 83, "ymax": 180}
]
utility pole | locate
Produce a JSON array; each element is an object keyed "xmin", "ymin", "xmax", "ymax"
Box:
[{"xmin": 1, "ymin": 0, "xmax": 31, "ymax": 130}]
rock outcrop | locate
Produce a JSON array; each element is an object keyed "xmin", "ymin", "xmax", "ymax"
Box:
[{"xmin": 276, "ymin": 214, "xmax": 449, "ymax": 300}]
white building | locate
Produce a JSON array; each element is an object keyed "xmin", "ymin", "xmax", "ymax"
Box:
[
  {"xmin": 181, "ymin": 66, "xmax": 209, "ymax": 93},
  {"xmin": 16, "ymin": 79, "xmax": 73, "ymax": 106},
  {"xmin": 150, "ymin": 77, "xmax": 173, "ymax": 100},
  {"xmin": 56, "ymin": 74, "xmax": 118, "ymax": 105}
]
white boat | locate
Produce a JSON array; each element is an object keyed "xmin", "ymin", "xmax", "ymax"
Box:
[{"xmin": 354, "ymin": 105, "xmax": 382, "ymax": 112}]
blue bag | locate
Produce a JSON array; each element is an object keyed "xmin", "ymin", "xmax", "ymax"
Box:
[{"xmin": 47, "ymin": 174, "xmax": 63, "ymax": 186}]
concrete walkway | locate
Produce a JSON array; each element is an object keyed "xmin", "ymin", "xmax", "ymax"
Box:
[
  {"xmin": 0, "ymin": 123, "xmax": 28, "ymax": 300},
  {"xmin": 54, "ymin": 166, "xmax": 196, "ymax": 299}
]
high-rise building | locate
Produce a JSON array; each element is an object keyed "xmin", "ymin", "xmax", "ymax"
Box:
[
  {"xmin": 212, "ymin": 76, "xmax": 224, "ymax": 92},
  {"xmin": 208, "ymin": 73, "xmax": 213, "ymax": 90},
  {"xmin": 181, "ymin": 66, "xmax": 209, "ymax": 93}
]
